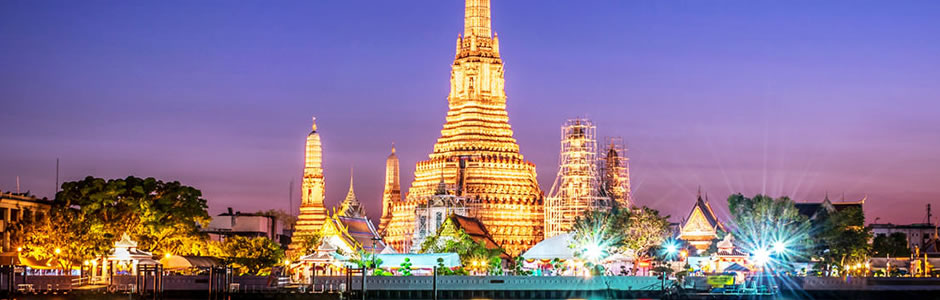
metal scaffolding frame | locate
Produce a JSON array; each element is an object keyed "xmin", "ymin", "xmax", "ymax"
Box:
[
  {"xmin": 544, "ymin": 118, "xmax": 613, "ymax": 239},
  {"xmin": 600, "ymin": 137, "xmax": 632, "ymax": 208}
]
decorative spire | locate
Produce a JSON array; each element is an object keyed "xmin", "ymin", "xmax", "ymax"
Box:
[
  {"xmin": 338, "ymin": 169, "xmax": 366, "ymax": 218},
  {"xmin": 464, "ymin": 0, "xmax": 492, "ymax": 39},
  {"xmin": 391, "ymin": 142, "xmax": 396, "ymax": 154},
  {"xmin": 311, "ymin": 116, "xmax": 318, "ymax": 131}
]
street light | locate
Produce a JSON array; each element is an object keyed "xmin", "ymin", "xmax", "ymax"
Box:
[{"xmin": 54, "ymin": 248, "xmax": 61, "ymax": 254}]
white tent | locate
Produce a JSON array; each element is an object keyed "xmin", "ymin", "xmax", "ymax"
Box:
[{"xmin": 521, "ymin": 233, "xmax": 574, "ymax": 260}]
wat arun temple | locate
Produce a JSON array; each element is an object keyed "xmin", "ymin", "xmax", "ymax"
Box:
[{"xmin": 382, "ymin": 0, "xmax": 544, "ymax": 255}]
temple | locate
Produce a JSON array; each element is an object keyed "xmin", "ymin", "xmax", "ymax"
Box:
[
  {"xmin": 379, "ymin": 145, "xmax": 401, "ymax": 234},
  {"xmin": 289, "ymin": 117, "xmax": 329, "ymax": 255},
  {"xmin": 677, "ymin": 189, "xmax": 726, "ymax": 254},
  {"xmin": 384, "ymin": 0, "xmax": 544, "ymax": 255}
]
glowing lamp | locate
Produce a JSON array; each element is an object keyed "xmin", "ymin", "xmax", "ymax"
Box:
[
  {"xmin": 54, "ymin": 248, "xmax": 61, "ymax": 254},
  {"xmin": 753, "ymin": 248, "xmax": 771, "ymax": 266}
]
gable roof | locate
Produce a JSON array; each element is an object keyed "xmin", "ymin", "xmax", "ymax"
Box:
[
  {"xmin": 439, "ymin": 214, "xmax": 503, "ymax": 252},
  {"xmin": 317, "ymin": 212, "xmax": 386, "ymax": 254},
  {"xmin": 680, "ymin": 192, "xmax": 725, "ymax": 234},
  {"xmin": 795, "ymin": 194, "xmax": 866, "ymax": 220}
]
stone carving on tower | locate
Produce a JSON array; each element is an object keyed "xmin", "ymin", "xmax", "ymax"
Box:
[
  {"xmin": 288, "ymin": 117, "xmax": 329, "ymax": 255},
  {"xmin": 384, "ymin": 0, "xmax": 544, "ymax": 255},
  {"xmin": 379, "ymin": 145, "xmax": 401, "ymax": 234}
]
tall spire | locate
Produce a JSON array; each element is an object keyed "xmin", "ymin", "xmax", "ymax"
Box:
[
  {"xmin": 464, "ymin": 0, "xmax": 492, "ymax": 39},
  {"xmin": 338, "ymin": 169, "xmax": 366, "ymax": 218},
  {"xmin": 311, "ymin": 116, "xmax": 318, "ymax": 131},
  {"xmin": 380, "ymin": 143, "xmax": 401, "ymax": 234}
]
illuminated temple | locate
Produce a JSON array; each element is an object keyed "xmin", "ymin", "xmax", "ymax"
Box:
[
  {"xmin": 288, "ymin": 117, "xmax": 329, "ymax": 255},
  {"xmin": 384, "ymin": 0, "xmax": 544, "ymax": 255}
]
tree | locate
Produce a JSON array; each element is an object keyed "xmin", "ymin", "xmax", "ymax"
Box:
[
  {"xmin": 13, "ymin": 207, "xmax": 95, "ymax": 272},
  {"xmin": 620, "ymin": 206, "xmax": 671, "ymax": 261},
  {"xmin": 288, "ymin": 233, "xmax": 322, "ymax": 259},
  {"xmin": 727, "ymin": 194, "xmax": 813, "ymax": 265},
  {"xmin": 55, "ymin": 176, "xmax": 210, "ymax": 257},
  {"xmin": 816, "ymin": 206, "xmax": 871, "ymax": 274},
  {"xmin": 220, "ymin": 236, "xmax": 285, "ymax": 275},
  {"xmin": 872, "ymin": 232, "xmax": 912, "ymax": 257},
  {"xmin": 420, "ymin": 229, "xmax": 503, "ymax": 265},
  {"xmin": 569, "ymin": 210, "xmax": 621, "ymax": 263},
  {"xmin": 568, "ymin": 206, "xmax": 670, "ymax": 275}
]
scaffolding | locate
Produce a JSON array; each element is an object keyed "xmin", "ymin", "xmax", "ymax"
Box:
[
  {"xmin": 545, "ymin": 118, "xmax": 613, "ymax": 239},
  {"xmin": 600, "ymin": 137, "xmax": 632, "ymax": 208}
]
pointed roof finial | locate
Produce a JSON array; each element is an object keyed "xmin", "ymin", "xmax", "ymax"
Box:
[
  {"xmin": 697, "ymin": 186, "xmax": 703, "ymax": 199},
  {"xmin": 391, "ymin": 142, "xmax": 396, "ymax": 154},
  {"xmin": 311, "ymin": 116, "xmax": 318, "ymax": 131}
]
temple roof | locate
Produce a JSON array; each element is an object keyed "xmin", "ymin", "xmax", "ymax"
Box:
[
  {"xmin": 794, "ymin": 194, "xmax": 866, "ymax": 219},
  {"xmin": 679, "ymin": 191, "xmax": 726, "ymax": 236},
  {"xmin": 337, "ymin": 172, "xmax": 366, "ymax": 218},
  {"xmin": 440, "ymin": 214, "xmax": 503, "ymax": 253},
  {"xmin": 319, "ymin": 213, "xmax": 386, "ymax": 254}
]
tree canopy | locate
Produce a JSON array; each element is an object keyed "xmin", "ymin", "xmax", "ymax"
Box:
[
  {"xmin": 727, "ymin": 194, "xmax": 813, "ymax": 263},
  {"xmin": 872, "ymin": 232, "xmax": 912, "ymax": 257},
  {"xmin": 54, "ymin": 176, "xmax": 211, "ymax": 257}
]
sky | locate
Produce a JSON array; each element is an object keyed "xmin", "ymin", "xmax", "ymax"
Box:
[{"xmin": 1, "ymin": 0, "xmax": 939, "ymax": 225}]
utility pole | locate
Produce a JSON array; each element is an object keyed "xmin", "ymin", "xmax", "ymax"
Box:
[{"xmin": 55, "ymin": 158, "xmax": 59, "ymax": 195}]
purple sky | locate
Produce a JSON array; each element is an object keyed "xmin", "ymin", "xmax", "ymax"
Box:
[{"xmin": 2, "ymin": 0, "xmax": 939, "ymax": 225}]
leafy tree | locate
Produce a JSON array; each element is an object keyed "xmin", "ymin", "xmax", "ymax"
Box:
[
  {"xmin": 816, "ymin": 206, "xmax": 871, "ymax": 274},
  {"xmin": 569, "ymin": 210, "xmax": 621, "ymax": 263},
  {"xmin": 55, "ymin": 176, "xmax": 210, "ymax": 257},
  {"xmin": 569, "ymin": 206, "xmax": 670, "ymax": 275},
  {"xmin": 13, "ymin": 207, "xmax": 95, "ymax": 271},
  {"xmin": 220, "ymin": 236, "xmax": 285, "ymax": 275},
  {"xmin": 349, "ymin": 250, "xmax": 383, "ymax": 269},
  {"xmin": 872, "ymin": 232, "xmax": 912, "ymax": 257},
  {"xmin": 620, "ymin": 207, "xmax": 671, "ymax": 261},
  {"xmin": 727, "ymin": 194, "xmax": 812, "ymax": 263},
  {"xmin": 288, "ymin": 233, "xmax": 322, "ymax": 259},
  {"xmin": 400, "ymin": 258, "xmax": 413, "ymax": 276},
  {"xmin": 420, "ymin": 229, "xmax": 503, "ymax": 266}
]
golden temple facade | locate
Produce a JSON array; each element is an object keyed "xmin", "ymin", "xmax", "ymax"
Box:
[
  {"xmin": 288, "ymin": 117, "xmax": 329, "ymax": 254},
  {"xmin": 384, "ymin": 0, "xmax": 544, "ymax": 256}
]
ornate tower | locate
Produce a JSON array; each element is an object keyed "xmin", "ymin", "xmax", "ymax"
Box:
[
  {"xmin": 379, "ymin": 145, "xmax": 401, "ymax": 234},
  {"xmin": 289, "ymin": 117, "xmax": 329, "ymax": 254},
  {"xmin": 386, "ymin": 0, "xmax": 544, "ymax": 255},
  {"xmin": 337, "ymin": 171, "xmax": 366, "ymax": 218}
]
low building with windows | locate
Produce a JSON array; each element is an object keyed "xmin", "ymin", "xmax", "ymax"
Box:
[
  {"xmin": 870, "ymin": 223, "xmax": 938, "ymax": 254},
  {"xmin": 203, "ymin": 207, "xmax": 290, "ymax": 246},
  {"xmin": 0, "ymin": 192, "xmax": 53, "ymax": 252}
]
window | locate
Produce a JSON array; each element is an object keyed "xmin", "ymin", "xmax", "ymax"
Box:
[
  {"xmin": 0, "ymin": 208, "xmax": 7, "ymax": 221},
  {"xmin": 9, "ymin": 209, "xmax": 18, "ymax": 222}
]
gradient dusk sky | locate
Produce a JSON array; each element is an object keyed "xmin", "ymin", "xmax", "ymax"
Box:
[{"xmin": 2, "ymin": 0, "xmax": 938, "ymax": 225}]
